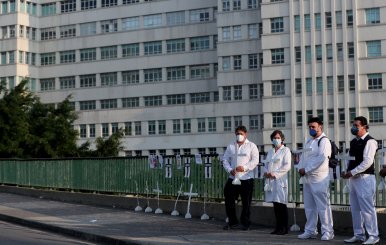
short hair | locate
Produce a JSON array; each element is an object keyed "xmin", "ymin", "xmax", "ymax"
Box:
[
  {"xmin": 235, "ymin": 125, "xmax": 247, "ymax": 134},
  {"xmin": 354, "ymin": 116, "xmax": 369, "ymax": 129},
  {"xmin": 270, "ymin": 130, "xmax": 285, "ymax": 141},
  {"xmin": 307, "ymin": 116, "xmax": 323, "ymax": 125}
]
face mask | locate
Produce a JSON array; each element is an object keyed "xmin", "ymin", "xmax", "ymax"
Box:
[
  {"xmin": 309, "ymin": 129, "xmax": 317, "ymax": 137},
  {"xmin": 351, "ymin": 126, "xmax": 359, "ymax": 136},
  {"xmin": 272, "ymin": 139, "xmax": 282, "ymax": 147},
  {"xmin": 236, "ymin": 134, "xmax": 245, "ymax": 142}
]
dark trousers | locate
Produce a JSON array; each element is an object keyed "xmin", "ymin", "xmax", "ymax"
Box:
[
  {"xmin": 273, "ymin": 202, "xmax": 288, "ymax": 232},
  {"xmin": 224, "ymin": 178, "xmax": 254, "ymax": 227}
]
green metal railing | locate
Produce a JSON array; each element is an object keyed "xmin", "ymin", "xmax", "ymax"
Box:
[{"xmin": 0, "ymin": 154, "xmax": 385, "ymax": 207}]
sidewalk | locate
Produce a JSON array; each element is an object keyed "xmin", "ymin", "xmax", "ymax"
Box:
[{"xmin": 0, "ymin": 192, "xmax": 384, "ymax": 245}]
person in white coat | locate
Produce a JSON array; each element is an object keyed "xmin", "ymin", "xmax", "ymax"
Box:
[
  {"xmin": 264, "ymin": 130, "xmax": 291, "ymax": 235},
  {"xmin": 297, "ymin": 117, "xmax": 334, "ymax": 241},
  {"xmin": 342, "ymin": 116, "xmax": 380, "ymax": 245}
]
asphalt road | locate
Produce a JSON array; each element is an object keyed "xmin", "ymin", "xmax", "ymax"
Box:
[{"xmin": 0, "ymin": 220, "xmax": 96, "ymax": 245}]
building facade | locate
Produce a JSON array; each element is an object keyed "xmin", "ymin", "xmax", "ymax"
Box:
[{"xmin": 0, "ymin": 0, "xmax": 385, "ymax": 156}]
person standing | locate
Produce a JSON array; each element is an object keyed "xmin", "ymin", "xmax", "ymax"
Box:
[
  {"xmin": 222, "ymin": 125, "xmax": 259, "ymax": 231},
  {"xmin": 264, "ymin": 130, "xmax": 291, "ymax": 235},
  {"xmin": 297, "ymin": 117, "xmax": 334, "ymax": 241},
  {"xmin": 342, "ymin": 116, "xmax": 380, "ymax": 245}
]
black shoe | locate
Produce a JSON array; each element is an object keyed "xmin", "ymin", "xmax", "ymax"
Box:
[
  {"xmin": 276, "ymin": 229, "xmax": 288, "ymax": 235},
  {"xmin": 241, "ymin": 225, "xmax": 250, "ymax": 231},
  {"xmin": 270, "ymin": 229, "xmax": 278, "ymax": 234},
  {"xmin": 223, "ymin": 224, "xmax": 239, "ymax": 230}
]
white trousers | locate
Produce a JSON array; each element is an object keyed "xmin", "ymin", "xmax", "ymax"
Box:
[
  {"xmin": 303, "ymin": 178, "xmax": 334, "ymax": 235},
  {"xmin": 349, "ymin": 174, "xmax": 379, "ymax": 239}
]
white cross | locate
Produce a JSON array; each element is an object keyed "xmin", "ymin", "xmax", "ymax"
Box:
[
  {"xmin": 144, "ymin": 180, "xmax": 152, "ymax": 213},
  {"xmin": 336, "ymin": 143, "xmax": 355, "ymax": 171},
  {"xmin": 134, "ymin": 180, "xmax": 142, "ymax": 212},
  {"xmin": 184, "ymin": 183, "xmax": 198, "ymax": 219},
  {"xmin": 171, "ymin": 183, "xmax": 184, "ymax": 216},
  {"xmin": 377, "ymin": 147, "xmax": 386, "ymax": 167},
  {"xmin": 153, "ymin": 182, "xmax": 163, "ymax": 214}
]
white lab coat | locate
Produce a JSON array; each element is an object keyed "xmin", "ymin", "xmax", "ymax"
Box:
[{"xmin": 264, "ymin": 145, "xmax": 291, "ymax": 204}]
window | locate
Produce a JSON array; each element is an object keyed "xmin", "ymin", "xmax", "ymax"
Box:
[
  {"xmin": 366, "ymin": 8, "xmax": 380, "ymax": 24},
  {"xmin": 190, "ymin": 65, "xmax": 210, "ymax": 79},
  {"xmin": 144, "ymin": 96, "xmax": 162, "ymax": 106},
  {"xmin": 328, "ymin": 109, "xmax": 334, "ymax": 125},
  {"xmin": 249, "ymin": 84, "xmax": 260, "ymax": 99},
  {"xmin": 102, "ymin": 123, "xmax": 109, "ymax": 137},
  {"xmin": 100, "ymin": 72, "xmax": 117, "ymax": 86},
  {"xmin": 306, "ymin": 78, "xmax": 312, "ymax": 95},
  {"xmin": 347, "ymin": 10, "xmax": 353, "ymax": 27},
  {"xmin": 317, "ymin": 109, "xmax": 323, "ymax": 121},
  {"xmin": 369, "ymin": 107, "xmax": 383, "ymax": 123},
  {"xmin": 248, "ymin": 24, "xmax": 257, "ymax": 39},
  {"xmin": 80, "ymin": 22, "xmax": 96, "ymax": 36},
  {"xmin": 148, "ymin": 121, "xmax": 156, "ymax": 135},
  {"xmin": 41, "ymin": 3, "xmax": 56, "ymax": 16},
  {"xmin": 183, "ymin": 119, "xmax": 191, "ymax": 133},
  {"xmin": 134, "ymin": 121, "xmax": 141, "ymax": 135},
  {"xmin": 197, "ymin": 118, "xmax": 206, "ymax": 133},
  {"xmin": 144, "ymin": 41, "xmax": 162, "ymax": 55},
  {"xmin": 122, "ymin": 43, "xmax": 139, "ymax": 57},
  {"xmin": 349, "ymin": 108, "xmax": 356, "ymax": 122},
  {"xmin": 111, "ymin": 123, "xmax": 118, "ymax": 134},
  {"xmin": 100, "ymin": 99, "xmax": 117, "ymax": 109},
  {"xmin": 101, "ymin": 19, "xmax": 118, "ymax": 33},
  {"xmin": 8, "ymin": 51, "xmax": 14, "ymax": 64},
  {"xmin": 81, "ymin": 0, "xmax": 96, "ymax": 10},
  {"xmin": 158, "ymin": 120, "xmax": 166, "ymax": 134},
  {"xmin": 222, "ymin": 0, "xmax": 230, "ymax": 11},
  {"xmin": 59, "ymin": 76, "xmax": 75, "ymax": 89},
  {"xmin": 122, "ymin": 17, "xmax": 139, "ymax": 30},
  {"xmin": 296, "ymin": 111, "xmax": 302, "ymax": 126},
  {"xmin": 315, "ymin": 45, "xmax": 322, "ymax": 61},
  {"xmin": 40, "ymin": 53, "xmax": 56, "ymax": 66},
  {"xmin": 144, "ymin": 68, "xmax": 162, "ymax": 82},
  {"xmin": 173, "ymin": 119, "xmax": 181, "ymax": 133},
  {"xmin": 190, "ymin": 8, "xmax": 210, "ymax": 23},
  {"xmin": 348, "ymin": 42, "xmax": 354, "ymax": 58},
  {"xmin": 223, "ymin": 116, "xmax": 232, "ymax": 131},
  {"xmin": 60, "ymin": 25, "xmax": 76, "ymax": 38},
  {"xmin": 61, "ymin": 0, "xmax": 76, "ymax": 13},
  {"xmin": 80, "ymin": 48, "xmax": 96, "ymax": 62},
  {"xmin": 316, "ymin": 77, "xmax": 323, "ymax": 94},
  {"xmin": 336, "ymin": 11, "xmax": 342, "ymax": 28},
  {"xmin": 144, "ymin": 14, "xmax": 162, "ymax": 27},
  {"xmin": 167, "ymin": 94, "xmax": 185, "ymax": 105},
  {"xmin": 60, "ymin": 50, "xmax": 76, "ymax": 63},
  {"xmin": 305, "ymin": 46, "xmax": 311, "ymax": 62},
  {"xmin": 222, "ymin": 27, "xmax": 230, "ymax": 41},
  {"xmin": 123, "ymin": 0, "xmax": 139, "ymax": 4},
  {"xmin": 222, "ymin": 56, "xmax": 230, "ymax": 70},
  {"xmin": 248, "ymin": 115, "xmax": 258, "ymax": 130},
  {"xmin": 294, "ymin": 15, "xmax": 300, "ymax": 32},
  {"xmin": 167, "ymin": 66, "xmax": 185, "ymax": 80},
  {"xmin": 190, "ymin": 92, "xmax": 210, "ymax": 103},
  {"xmin": 122, "ymin": 70, "xmax": 139, "ymax": 84},
  {"xmin": 166, "ymin": 39, "xmax": 185, "ymax": 53},
  {"xmin": 233, "ymin": 116, "xmax": 242, "ymax": 128},
  {"xmin": 233, "ymin": 25, "xmax": 241, "ymax": 40},
  {"xmin": 233, "ymin": 0, "xmax": 240, "ymax": 10},
  {"xmin": 272, "ymin": 112, "xmax": 285, "ymax": 128},
  {"xmin": 315, "ymin": 13, "xmax": 321, "ymax": 30},
  {"xmin": 100, "ymin": 46, "xmax": 117, "ymax": 59},
  {"xmin": 326, "ymin": 44, "xmax": 333, "ymax": 60},
  {"xmin": 233, "ymin": 55, "xmax": 241, "ymax": 70},
  {"xmin": 368, "ymin": 73, "xmax": 382, "ymax": 90},
  {"xmin": 223, "ymin": 86, "xmax": 231, "ymax": 101},
  {"xmin": 272, "ymin": 80, "xmax": 285, "ymax": 96},
  {"xmin": 271, "ymin": 48, "xmax": 284, "ymax": 64},
  {"xmin": 208, "ymin": 117, "xmax": 216, "ymax": 132},
  {"xmin": 248, "ymin": 0, "xmax": 257, "ymax": 9},
  {"xmin": 339, "ymin": 108, "xmax": 345, "ymax": 124},
  {"xmin": 80, "ymin": 74, "xmax": 96, "ymax": 87},
  {"xmin": 304, "ymin": 14, "xmax": 311, "ymax": 31},
  {"xmin": 41, "ymin": 27, "xmax": 56, "ymax": 40},
  {"xmin": 233, "ymin": 85, "xmax": 242, "ymax": 100},
  {"xmin": 327, "ymin": 76, "xmax": 333, "ymax": 93},
  {"xmin": 190, "ymin": 36, "xmax": 210, "ymax": 51},
  {"xmin": 40, "ymin": 78, "xmax": 55, "ymax": 91},
  {"xmin": 336, "ymin": 43, "xmax": 343, "ymax": 60},
  {"xmin": 248, "ymin": 54, "xmax": 258, "ymax": 69},
  {"xmin": 101, "ymin": 0, "xmax": 117, "ymax": 8},
  {"xmin": 89, "ymin": 124, "xmax": 96, "ymax": 137},
  {"xmin": 271, "ymin": 17, "xmax": 284, "ymax": 33},
  {"xmin": 122, "ymin": 97, "xmax": 139, "ymax": 108},
  {"xmin": 124, "ymin": 122, "xmax": 132, "ymax": 136},
  {"xmin": 167, "ymin": 11, "xmax": 185, "ymax": 26},
  {"xmin": 367, "ymin": 41, "xmax": 381, "ymax": 57},
  {"xmin": 79, "ymin": 125, "xmax": 87, "ymax": 138},
  {"xmin": 349, "ymin": 75, "xmax": 355, "ymax": 91},
  {"xmin": 325, "ymin": 12, "xmax": 332, "ymax": 28}
]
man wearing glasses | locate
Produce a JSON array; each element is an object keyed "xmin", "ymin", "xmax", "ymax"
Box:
[{"xmin": 342, "ymin": 116, "xmax": 379, "ymax": 245}]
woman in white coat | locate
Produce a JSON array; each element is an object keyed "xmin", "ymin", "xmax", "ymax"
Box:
[{"xmin": 264, "ymin": 130, "xmax": 292, "ymax": 235}]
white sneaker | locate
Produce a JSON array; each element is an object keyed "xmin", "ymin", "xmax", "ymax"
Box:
[
  {"xmin": 321, "ymin": 233, "xmax": 334, "ymax": 241},
  {"xmin": 344, "ymin": 236, "xmax": 365, "ymax": 243},
  {"xmin": 362, "ymin": 236, "xmax": 380, "ymax": 245},
  {"xmin": 298, "ymin": 232, "xmax": 317, "ymax": 239}
]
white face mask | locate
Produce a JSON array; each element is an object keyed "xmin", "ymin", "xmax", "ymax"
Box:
[
  {"xmin": 272, "ymin": 139, "xmax": 282, "ymax": 147},
  {"xmin": 236, "ymin": 134, "xmax": 245, "ymax": 142}
]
